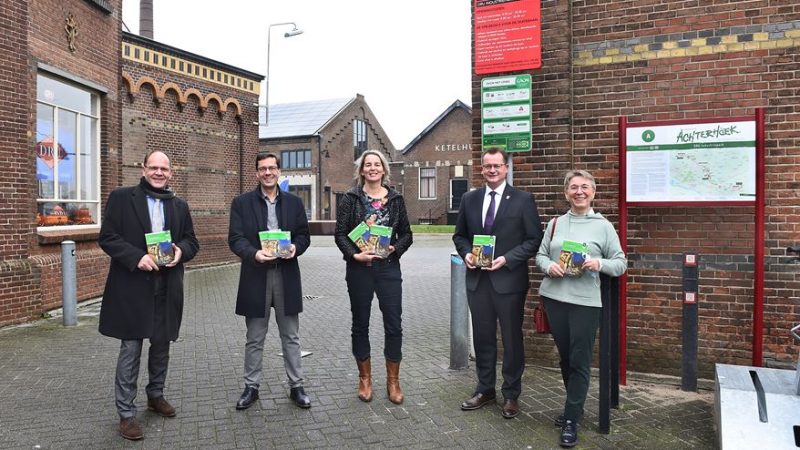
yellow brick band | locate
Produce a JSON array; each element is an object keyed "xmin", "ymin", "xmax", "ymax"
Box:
[{"xmin": 575, "ymin": 23, "xmax": 800, "ymax": 66}]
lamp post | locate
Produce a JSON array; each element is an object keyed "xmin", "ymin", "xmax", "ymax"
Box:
[{"xmin": 265, "ymin": 22, "xmax": 303, "ymax": 126}]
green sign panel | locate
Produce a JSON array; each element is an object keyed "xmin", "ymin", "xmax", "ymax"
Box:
[{"xmin": 480, "ymin": 74, "xmax": 532, "ymax": 152}]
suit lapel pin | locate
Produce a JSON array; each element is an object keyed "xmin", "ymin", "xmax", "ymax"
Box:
[{"xmin": 506, "ymin": 195, "xmax": 510, "ymax": 200}]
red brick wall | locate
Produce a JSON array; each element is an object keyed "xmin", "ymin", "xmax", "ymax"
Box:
[
  {"xmin": 473, "ymin": 1, "xmax": 800, "ymax": 375},
  {"xmin": 0, "ymin": 0, "xmax": 39, "ymax": 325}
]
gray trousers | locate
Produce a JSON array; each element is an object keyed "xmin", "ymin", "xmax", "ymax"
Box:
[
  {"xmin": 243, "ymin": 266, "xmax": 304, "ymax": 389},
  {"xmin": 115, "ymin": 338, "xmax": 170, "ymax": 418},
  {"xmin": 115, "ymin": 276, "xmax": 170, "ymax": 418}
]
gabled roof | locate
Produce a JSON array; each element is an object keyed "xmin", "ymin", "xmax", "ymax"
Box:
[
  {"xmin": 401, "ymin": 99, "xmax": 471, "ymax": 154},
  {"xmin": 259, "ymin": 97, "xmax": 354, "ymax": 139}
]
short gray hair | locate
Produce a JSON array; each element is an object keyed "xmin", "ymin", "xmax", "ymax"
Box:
[
  {"xmin": 563, "ymin": 169, "xmax": 596, "ymax": 191},
  {"xmin": 354, "ymin": 150, "xmax": 391, "ymax": 186}
]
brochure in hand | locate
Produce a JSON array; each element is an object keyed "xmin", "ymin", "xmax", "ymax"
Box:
[
  {"xmin": 348, "ymin": 221, "xmax": 372, "ymax": 252},
  {"xmin": 145, "ymin": 230, "xmax": 174, "ymax": 266},
  {"xmin": 369, "ymin": 224, "xmax": 393, "ymax": 258},
  {"xmin": 559, "ymin": 240, "xmax": 589, "ymax": 277},
  {"xmin": 259, "ymin": 230, "xmax": 293, "ymax": 257},
  {"xmin": 471, "ymin": 234, "xmax": 496, "ymax": 269}
]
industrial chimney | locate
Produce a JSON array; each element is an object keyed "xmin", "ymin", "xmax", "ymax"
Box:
[{"xmin": 140, "ymin": 0, "xmax": 153, "ymax": 39}]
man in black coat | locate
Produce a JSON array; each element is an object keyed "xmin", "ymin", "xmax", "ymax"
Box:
[
  {"xmin": 452, "ymin": 147, "xmax": 543, "ymax": 419},
  {"xmin": 229, "ymin": 152, "xmax": 312, "ymax": 410},
  {"xmin": 98, "ymin": 150, "xmax": 199, "ymax": 440}
]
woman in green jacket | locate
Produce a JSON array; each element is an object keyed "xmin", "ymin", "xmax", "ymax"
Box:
[{"xmin": 535, "ymin": 169, "xmax": 627, "ymax": 448}]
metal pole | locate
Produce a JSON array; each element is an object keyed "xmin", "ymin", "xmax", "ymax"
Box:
[
  {"xmin": 450, "ymin": 252, "xmax": 470, "ymax": 369},
  {"xmin": 61, "ymin": 240, "xmax": 77, "ymax": 326}
]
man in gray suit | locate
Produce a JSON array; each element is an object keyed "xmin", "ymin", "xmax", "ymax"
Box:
[
  {"xmin": 228, "ymin": 152, "xmax": 311, "ymax": 410},
  {"xmin": 452, "ymin": 147, "xmax": 543, "ymax": 419}
]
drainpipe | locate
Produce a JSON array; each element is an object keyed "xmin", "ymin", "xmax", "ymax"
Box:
[{"xmin": 317, "ymin": 133, "xmax": 323, "ymax": 220}]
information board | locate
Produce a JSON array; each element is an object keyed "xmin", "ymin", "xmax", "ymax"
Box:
[
  {"xmin": 474, "ymin": 0, "xmax": 541, "ymax": 75},
  {"xmin": 625, "ymin": 120, "xmax": 756, "ymax": 203},
  {"xmin": 480, "ymin": 74, "xmax": 532, "ymax": 152}
]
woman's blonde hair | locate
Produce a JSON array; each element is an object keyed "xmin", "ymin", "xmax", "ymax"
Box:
[
  {"xmin": 354, "ymin": 149, "xmax": 391, "ymax": 186},
  {"xmin": 563, "ymin": 169, "xmax": 596, "ymax": 191}
]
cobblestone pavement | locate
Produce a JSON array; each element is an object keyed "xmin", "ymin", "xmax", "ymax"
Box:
[{"xmin": 0, "ymin": 235, "xmax": 715, "ymax": 449}]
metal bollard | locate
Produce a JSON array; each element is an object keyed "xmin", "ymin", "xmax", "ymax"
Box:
[
  {"xmin": 61, "ymin": 240, "xmax": 77, "ymax": 326},
  {"xmin": 450, "ymin": 252, "xmax": 470, "ymax": 369}
]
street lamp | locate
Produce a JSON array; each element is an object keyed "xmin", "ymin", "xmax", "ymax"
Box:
[{"xmin": 264, "ymin": 22, "xmax": 303, "ymax": 126}]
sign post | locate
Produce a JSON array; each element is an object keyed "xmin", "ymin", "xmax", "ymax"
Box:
[{"xmin": 480, "ymin": 74, "xmax": 532, "ymax": 153}]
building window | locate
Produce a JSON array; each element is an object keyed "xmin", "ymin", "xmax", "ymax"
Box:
[
  {"xmin": 35, "ymin": 73, "xmax": 100, "ymax": 227},
  {"xmin": 281, "ymin": 149, "xmax": 312, "ymax": 169},
  {"xmin": 353, "ymin": 119, "xmax": 367, "ymax": 159},
  {"xmin": 419, "ymin": 168, "xmax": 436, "ymax": 199},
  {"xmin": 289, "ymin": 185, "xmax": 312, "ymax": 220},
  {"xmin": 450, "ymin": 178, "xmax": 468, "ymax": 211}
]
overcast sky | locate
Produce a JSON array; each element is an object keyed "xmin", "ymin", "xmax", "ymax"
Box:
[{"xmin": 122, "ymin": 0, "xmax": 472, "ymax": 149}]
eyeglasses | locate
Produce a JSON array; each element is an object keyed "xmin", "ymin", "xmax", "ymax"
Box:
[
  {"xmin": 567, "ymin": 184, "xmax": 593, "ymax": 193},
  {"xmin": 481, "ymin": 164, "xmax": 506, "ymax": 171},
  {"xmin": 257, "ymin": 166, "xmax": 280, "ymax": 174},
  {"xmin": 145, "ymin": 165, "xmax": 171, "ymax": 174}
]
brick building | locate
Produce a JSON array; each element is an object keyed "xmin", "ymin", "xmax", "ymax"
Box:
[
  {"xmin": 395, "ymin": 100, "xmax": 473, "ymax": 225},
  {"xmin": 0, "ymin": 1, "xmax": 262, "ymax": 327},
  {"xmin": 0, "ymin": 0, "xmax": 123, "ymax": 326},
  {"xmin": 259, "ymin": 94, "xmax": 395, "ymax": 221},
  {"xmin": 472, "ymin": 2, "xmax": 800, "ymax": 376},
  {"xmin": 121, "ymin": 32, "xmax": 262, "ymax": 266}
]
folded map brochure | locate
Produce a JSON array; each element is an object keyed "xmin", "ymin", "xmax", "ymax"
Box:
[
  {"xmin": 348, "ymin": 222, "xmax": 392, "ymax": 257},
  {"xmin": 559, "ymin": 240, "xmax": 589, "ymax": 277},
  {"xmin": 258, "ymin": 230, "xmax": 293, "ymax": 257},
  {"xmin": 347, "ymin": 221, "xmax": 372, "ymax": 252},
  {"xmin": 369, "ymin": 224, "xmax": 392, "ymax": 258},
  {"xmin": 471, "ymin": 234, "xmax": 495, "ymax": 269},
  {"xmin": 145, "ymin": 230, "xmax": 174, "ymax": 266}
]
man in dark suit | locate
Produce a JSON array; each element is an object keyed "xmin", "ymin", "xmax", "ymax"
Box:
[
  {"xmin": 229, "ymin": 152, "xmax": 312, "ymax": 411},
  {"xmin": 452, "ymin": 147, "xmax": 543, "ymax": 419},
  {"xmin": 99, "ymin": 150, "xmax": 199, "ymax": 440}
]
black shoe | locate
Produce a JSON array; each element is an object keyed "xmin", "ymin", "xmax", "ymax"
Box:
[
  {"xmin": 554, "ymin": 414, "xmax": 566, "ymax": 427},
  {"xmin": 290, "ymin": 386, "xmax": 311, "ymax": 409},
  {"xmin": 559, "ymin": 419, "xmax": 578, "ymax": 448},
  {"xmin": 236, "ymin": 386, "xmax": 259, "ymax": 410},
  {"xmin": 460, "ymin": 391, "xmax": 496, "ymax": 410}
]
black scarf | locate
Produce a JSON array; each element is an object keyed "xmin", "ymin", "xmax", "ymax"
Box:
[{"xmin": 139, "ymin": 177, "xmax": 176, "ymax": 200}]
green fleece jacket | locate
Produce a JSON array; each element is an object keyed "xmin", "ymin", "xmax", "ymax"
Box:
[{"xmin": 535, "ymin": 210, "xmax": 627, "ymax": 307}]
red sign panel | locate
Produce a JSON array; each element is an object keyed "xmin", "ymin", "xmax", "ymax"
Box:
[{"xmin": 474, "ymin": 0, "xmax": 541, "ymax": 75}]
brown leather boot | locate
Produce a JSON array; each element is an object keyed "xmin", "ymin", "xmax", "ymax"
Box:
[
  {"xmin": 356, "ymin": 358, "xmax": 373, "ymax": 402},
  {"xmin": 386, "ymin": 360, "xmax": 404, "ymax": 404}
]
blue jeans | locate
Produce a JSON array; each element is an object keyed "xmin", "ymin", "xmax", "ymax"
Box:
[{"xmin": 345, "ymin": 258, "xmax": 403, "ymax": 362}]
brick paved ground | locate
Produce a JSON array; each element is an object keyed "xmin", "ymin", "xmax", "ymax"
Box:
[{"xmin": 0, "ymin": 235, "xmax": 715, "ymax": 449}]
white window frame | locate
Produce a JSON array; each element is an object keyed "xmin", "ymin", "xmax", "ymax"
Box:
[
  {"xmin": 418, "ymin": 167, "xmax": 436, "ymax": 200},
  {"xmin": 35, "ymin": 73, "xmax": 101, "ymax": 230}
]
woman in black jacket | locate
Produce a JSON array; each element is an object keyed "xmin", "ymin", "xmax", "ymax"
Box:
[{"xmin": 334, "ymin": 149, "xmax": 413, "ymax": 404}]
